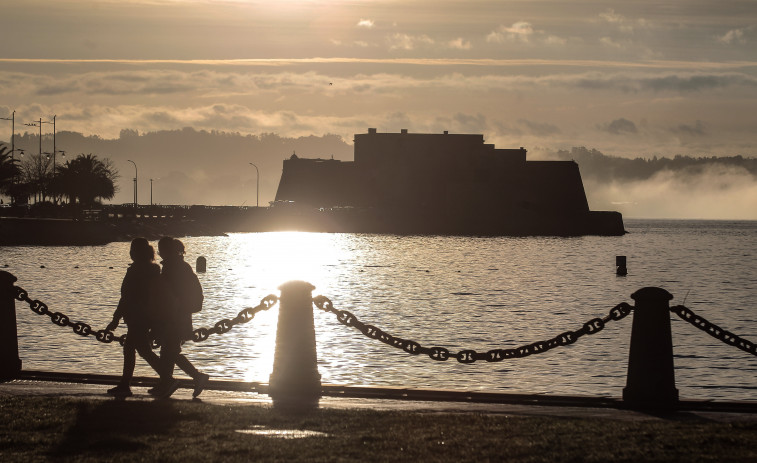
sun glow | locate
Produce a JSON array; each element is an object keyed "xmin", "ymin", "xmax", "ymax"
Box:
[
  {"xmin": 235, "ymin": 231, "xmax": 352, "ymax": 292},
  {"xmin": 215, "ymin": 231, "xmax": 355, "ymax": 382}
]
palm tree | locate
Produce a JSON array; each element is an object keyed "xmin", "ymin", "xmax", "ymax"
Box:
[
  {"xmin": 57, "ymin": 154, "xmax": 119, "ymax": 207},
  {"xmin": 0, "ymin": 145, "xmax": 21, "ymax": 201}
]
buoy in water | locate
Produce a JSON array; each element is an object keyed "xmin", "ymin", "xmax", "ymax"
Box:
[{"xmin": 616, "ymin": 256, "xmax": 627, "ymax": 276}]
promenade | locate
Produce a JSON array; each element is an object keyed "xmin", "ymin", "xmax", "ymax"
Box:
[
  {"xmin": 3, "ymin": 374, "xmax": 757, "ymax": 462},
  {"xmin": 2, "ymin": 372, "xmax": 756, "ymax": 423}
]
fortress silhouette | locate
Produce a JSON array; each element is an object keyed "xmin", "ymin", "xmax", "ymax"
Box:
[{"xmin": 274, "ymin": 128, "xmax": 624, "ymax": 236}]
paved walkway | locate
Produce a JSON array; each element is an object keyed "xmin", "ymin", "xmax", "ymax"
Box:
[{"xmin": 2, "ymin": 378, "xmax": 756, "ymax": 423}]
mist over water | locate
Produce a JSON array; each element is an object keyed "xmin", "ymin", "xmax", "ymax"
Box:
[
  {"xmin": 586, "ymin": 165, "xmax": 757, "ymax": 220},
  {"xmin": 4, "ymin": 219, "xmax": 756, "ymax": 401}
]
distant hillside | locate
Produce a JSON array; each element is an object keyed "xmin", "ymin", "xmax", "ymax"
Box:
[
  {"xmin": 553, "ymin": 147, "xmax": 757, "ymax": 183},
  {"xmin": 4, "ymin": 129, "xmax": 756, "ymax": 219},
  {"xmin": 551, "ymin": 147, "xmax": 757, "ymax": 219},
  {"xmin": 3, "ymin": 128, "xmax": 352, "ymax": 206}
]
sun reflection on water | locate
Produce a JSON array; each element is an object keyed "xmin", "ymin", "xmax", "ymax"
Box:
[
  {"xmin": 192, "ymin": 232, "xmax": 356, "ymax": 383},
  {"xmin": 7, "ymin": 221, "xmax": 757, "ymax": 401}
]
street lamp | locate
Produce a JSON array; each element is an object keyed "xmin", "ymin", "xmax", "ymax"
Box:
[
  {"xmin": 127, "ymin": 159, "xmax": 137, "ymax": 207},
  {"xmin": 150, "ymin": 178, "xmax": 159, "ymax": 206},
  {"xmin": 39, "ymin": 116, "xmax": 59, "ymax": 186},
  {"xmin": 43, "ymin": 148, "xmax": 65, "ymax": 204},
  {"xmin": 249, "ymin": 162, "xmax": 259, "ymax": 207},
  {"xmin": 24, "ymin": 118, "xmax": 45, "ymax": 203}
]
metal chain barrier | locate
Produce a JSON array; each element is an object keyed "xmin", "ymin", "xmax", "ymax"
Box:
[
  {"xmin": 313, "ymin": 295, "xmax": 633, "ymax": 364},
  {"xmin": 188, "ymin": 294, "xmax": 278, "ymax": 343},
  {"xmin": 13, "ymin": 285, "xmax": 278, "ymax": 347},
  {"xmin": 670, "ymin": 304, "xmax": 757, "ymax": 356}
]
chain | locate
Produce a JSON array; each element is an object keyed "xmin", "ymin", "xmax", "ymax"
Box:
[
  {"xmin": 188, "ymin": 294, "xmax": 278, "ymax": 343},
  {"xmin": 670, "ymin": 305, "xmax": 757, "ymax": 356},
  {"xmin": 13, "ymin": 285, "xmax": 278, "ymax": 347},
  {"xmin": 313, "ymin": 295, "xmax": 633, "ymax": 364}
]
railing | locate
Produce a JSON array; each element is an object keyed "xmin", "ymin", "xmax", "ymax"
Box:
[{"xmin": 1, "ymin": 270, "xmax": 755, "ymax": 410}]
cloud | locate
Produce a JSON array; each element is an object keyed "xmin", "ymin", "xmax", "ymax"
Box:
[
  {"xmin": 573, "ymin": 72, "xmax": 757, "ymax": 92},
  {"xmin": 718, "ymin": 28, "xmax": 747, "ymax": 45},
  {"xmin": 448, "ymin": 38, "xmax": 472, "ymax": 50},
  {"xmin": 487, "ymin": 22, "xmax": 534, "ymax": 43},
  {"xmin": 598, "ymin": 8, "xmax": 649, "ymax": 33},
  {"xmin": 544, "ymin": 35, "xmax": 567, "ymax": 46},
  {"xmin": 600, "ymin": 118, "xmax": 638, "ymax": 135},
  {"xmin": 600, "ymin": 37, "xmax": 624, "ymax": 49},
  {"xmin": 672, "ymin": 120, "xmax": 705, "ymax": 136},
  {"xmin": 387, "ymin": 33, "xmax": 435, "ymax": 50},
  {"xmin": 517, "ymin": 119, "xmax": 560, "ymax": 136},
  {"xmin": 599, "ymin": 9, "xmax": 624, "ymax": 24},
  {"xmin": 452, "ymin": 113, "xmax": 487, "ymax": 133},
  {"xmin": 357, "ymin": 19, "xmax": 374, "ymax": 28}
]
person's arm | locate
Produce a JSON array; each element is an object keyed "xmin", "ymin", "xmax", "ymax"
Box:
[
  {"xmin": 107, "ymin": 300, "xmax": 125, "ymax": 331},
  {"xmin": 107, "ymin": 268, "xmax": 132, "ymax": 331}
]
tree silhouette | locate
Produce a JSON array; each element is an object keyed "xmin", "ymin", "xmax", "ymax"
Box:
[
  {"xmin": 56, "ymin": 154, "xmax": 119, "ymax": 207},
  {"xmin": 0, "ymin": 146, "xmax": 22, "ymax": 201}
]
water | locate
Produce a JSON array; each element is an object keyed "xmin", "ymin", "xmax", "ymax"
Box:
[{"xmin": 2, "ymin": 219, "xmax": 756, "ymax": 401}]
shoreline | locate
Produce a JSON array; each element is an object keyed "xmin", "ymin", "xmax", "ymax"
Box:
[
  {"xmin": 0, "ymin": 217, "xmax": 227, "ymax": 246},
  {"xmin": 1, "ymin": 208, "xmax": 626, "ymax": 246}
]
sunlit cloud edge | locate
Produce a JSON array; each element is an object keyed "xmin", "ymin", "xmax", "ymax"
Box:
[{"xmin": 2, "ymin": 58, "xmax": 757, "ymax": 70}]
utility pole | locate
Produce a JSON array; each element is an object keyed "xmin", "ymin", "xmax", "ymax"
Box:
[
  {"xmin": 41, "ymin": 116, "xmax": 62, "ymax": 204},
  {"xmin": 249, "ymin": 162, "xmax": 259, "ymax": 207},
  {"xmin": 23, "ymin": 119, "xmax": 44, "ymax": 203},
  {"xmin": 127, "ymin": 160, "xmax": 138, "ymax": 206}
]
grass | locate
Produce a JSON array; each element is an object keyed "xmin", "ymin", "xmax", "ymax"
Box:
[{"xmin": 1, "ymin": 396, "xmax": 756, "ymax": 462}]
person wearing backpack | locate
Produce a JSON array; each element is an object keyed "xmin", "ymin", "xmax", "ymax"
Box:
[
  {"xmin": 105, "ymin": 237, "xmax": 163, "ymax": 398},
  {"xmin": 151, "ymin": 236, "xmax": 210, "ymax": 399}
]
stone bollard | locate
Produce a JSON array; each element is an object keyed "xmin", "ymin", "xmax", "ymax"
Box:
[
  {"xmin": 269, "ymin": 280, "xmax": 321, "ymax": 409},
  {"xmin": 623, "ymin": 287, "xmax": 679, "ymax": 408},
  {"xmin": 196, "ymin": 256, "xmax": 207, "ymax": 273},
  {"xmin": 0, "ymin": 271, "xmax": 21, "ymax": 380}
]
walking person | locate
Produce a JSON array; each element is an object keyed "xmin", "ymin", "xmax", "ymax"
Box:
[
  {"xmin": 106, "ymin": 238, "xmax": 163, "ymax": 398},
  {"xmin": 151, "ymin": 236, "xmax": 210, "ymax": 399}
]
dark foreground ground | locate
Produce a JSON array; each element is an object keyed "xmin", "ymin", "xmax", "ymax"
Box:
[{"xmin": 1, "ymin": 380, "xmax": 756, "ymax": 462}]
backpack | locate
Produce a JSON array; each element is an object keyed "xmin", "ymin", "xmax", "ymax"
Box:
[
  {"xmin": 184, "ymin": 270, "xmax": 204, "ymax": 314},
  {"xmin": 174, "ymin": 264, "xmax": 204, "ymax": 314}
]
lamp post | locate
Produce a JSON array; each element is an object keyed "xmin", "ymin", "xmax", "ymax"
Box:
[
  {"xmin": 24, "ymin": 119, "xmax": 44, "ymax": 203},
  {"xmin": 150, "ymin": 178, "xmax": 158, "ymax": 206},
  {"xmin": 249, "ymin": 162, "xmax": 259, "ymax": 207},
  {"xmin": 127, "ymin": 159, "xmax": 137, "ymax": 207},
  {"xmin": 40, "ymin": 116, "xmax": 58, "ymax": 185}
]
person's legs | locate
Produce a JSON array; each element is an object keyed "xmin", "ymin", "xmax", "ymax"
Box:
[
  {"xmin": 175, "ymin": 354, "xmax": 210, "ymax": 398},
  {"xmin": 133, "ymin": 338, "xmax": 161, "ymax": 375},
  {"xmin": 175, "ymin": 354, "xmax": 199, "ymax": 378},
  {"xmin": 122, "ymin": 345, "xmax": 136, "ymax": 383},
  {"xmin": 108, "ymin": 342, "xmax": 136, "ymax": 397},
  {"xmin": 154, "ymin": 338, "xmax": 181, "ymax": 398}
]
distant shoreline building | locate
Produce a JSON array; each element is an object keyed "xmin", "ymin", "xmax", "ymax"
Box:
[{"xmin": 274, "ymin": 129, "xmax": 624, "ymax": 236}]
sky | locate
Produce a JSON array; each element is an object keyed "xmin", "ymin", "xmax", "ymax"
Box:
[{"xmin": 1, "ymin": 0, "xmax": 757, "ymax": 216}]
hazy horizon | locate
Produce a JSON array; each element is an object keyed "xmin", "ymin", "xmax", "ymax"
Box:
[
  {"xmin": 2, "ymin": 0, "xmax": 756, "ymax": 219},
  {"xmin": 3, "ymin": 127, "xmax": 756, "ymax": 220}
]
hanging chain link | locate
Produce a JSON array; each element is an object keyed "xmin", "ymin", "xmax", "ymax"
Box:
[
  {"xmin": 188, "ymin": 294, "xmax": 278, "ymax": 343},
  {"xmin": 313, "ymin": 295, "xmax": 633, "ymax": 364},
  {"xmin": 670, "ymin": 305, "xmax": 757, "ymax": 356},
  {"xmin": 13, "ymin": 285, "xmax": 278, "ymax": 348},
  {"xmin": 15, "ymin": 282, "xmax": 756, "ymax": 361}
]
